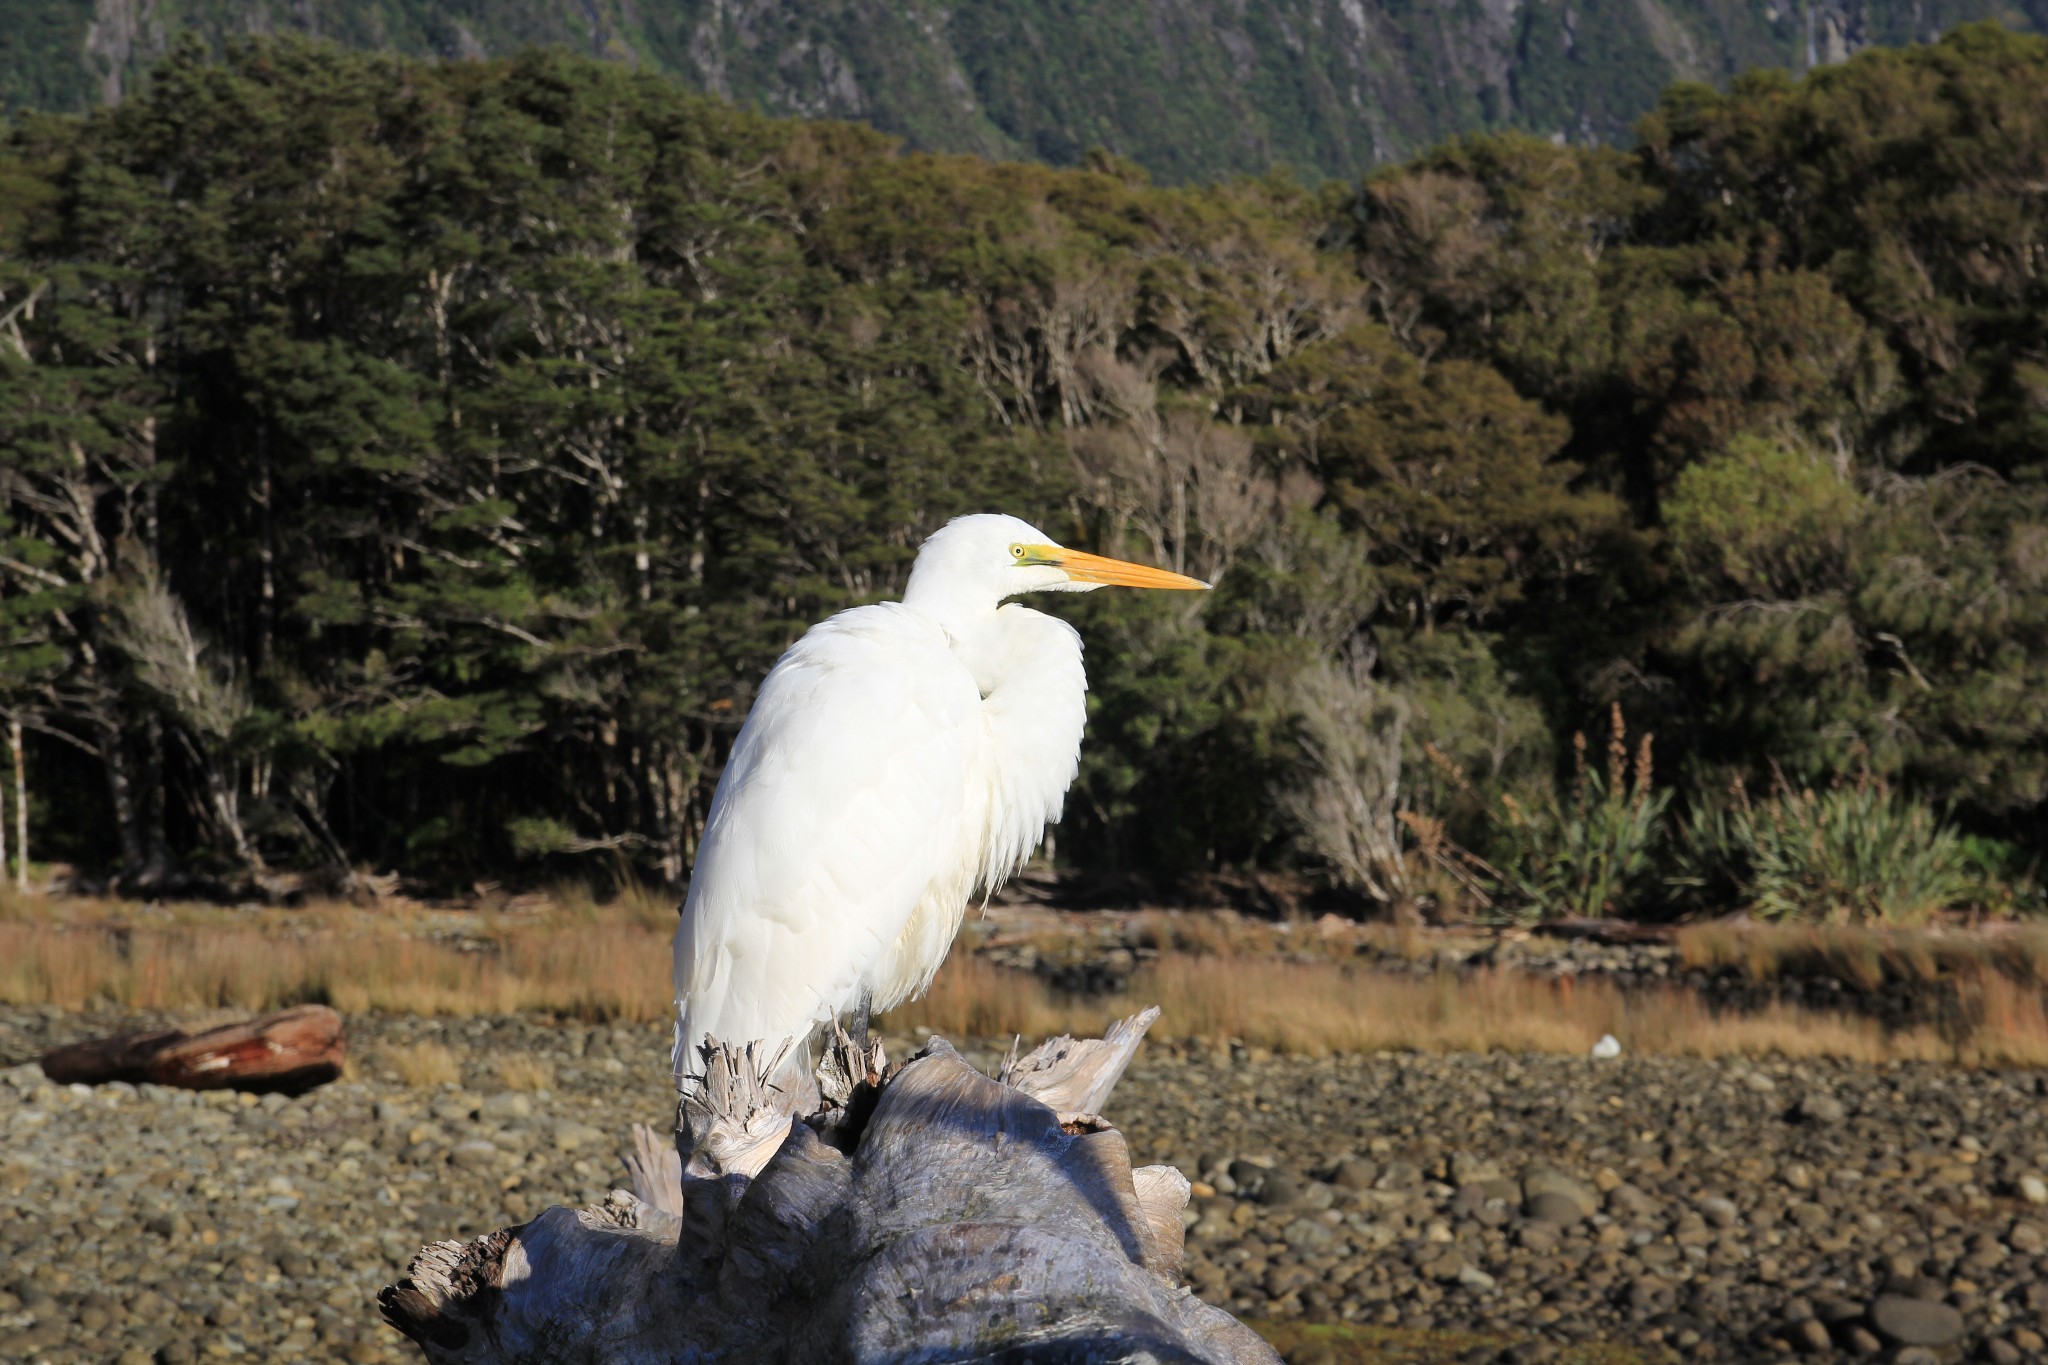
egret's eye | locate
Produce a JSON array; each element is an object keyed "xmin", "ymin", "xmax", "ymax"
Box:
[{"xmin": 1009, "ymin": 544, "xmax": 1025, "ymax": 560}]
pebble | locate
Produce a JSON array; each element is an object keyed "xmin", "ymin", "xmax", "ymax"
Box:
[
  {"xmin": 1522, "ymin": 1170, "xmax": 1597, "ymax": 1217},
  {"xmin": 1791, "ymin": 1318, "xmax": 1832, "ymax": 1352},
  {"xmin": 1525, "ymin": 1191, "xmax": 1583, "ymax": 1224},
  {"xmin": 1794, "ymin": 1091, "xmax": 1847, "ymax": 1124},
  {"xmin": 1869, "ymin": 1295, "xmax": 1967, "ymax": 1348},
  {"xmin": 1698, "ymin": 1195, "xmax": 1739, "ymax": 1228}
]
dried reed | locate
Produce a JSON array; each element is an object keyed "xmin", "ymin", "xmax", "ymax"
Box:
[{"xmin": 5, "ymin": 898, "xmax": 2045, "ymax": 1066}]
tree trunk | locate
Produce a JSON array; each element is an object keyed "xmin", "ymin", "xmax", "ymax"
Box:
[
  {"xmin": 39, "ymin": 1004, "xmax": 346, "ymax": 1093},
  {"xmin": 0, "ymin": 720, "xmax": 10, "ymax": 893},
  {"xmin": 99, "ymin": 715, "xmax": 148, "ymax": 879},
  {"xmin": 8, "ymin": 717, "xmax": 20, "ymax": 892},
  {"xmin": 381, "ymin": 1010, "xmax": 1279, "ymax": 1365}
]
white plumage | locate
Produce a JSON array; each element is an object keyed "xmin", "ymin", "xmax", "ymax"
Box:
[{"xmin": 672, "ymin": 513, "xmax": 1206, "ymax": 1084}]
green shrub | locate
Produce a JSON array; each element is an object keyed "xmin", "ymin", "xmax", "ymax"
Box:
[{"xmin": 1673, "ymin": 777, "xmax": 1979, "ymax": 924}]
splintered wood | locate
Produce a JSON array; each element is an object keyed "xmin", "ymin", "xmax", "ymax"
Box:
[{"xmin": 380, "ymin": 1008, "xmax": 1278, "ymax": 1365}]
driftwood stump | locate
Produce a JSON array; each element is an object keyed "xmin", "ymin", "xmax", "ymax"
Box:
[
  {"xmin": 381, "ymin": 1008, "xmax": 1279, "ymax": 1364},
  {"xmin": 40, "ymin": 1005, "xmax": 346, "ymax": 1093}
]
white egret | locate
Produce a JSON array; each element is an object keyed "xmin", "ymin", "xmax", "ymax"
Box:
[{"xmin": 672, "ymin": 513, "xmax": 1206, "ymax": 1085}]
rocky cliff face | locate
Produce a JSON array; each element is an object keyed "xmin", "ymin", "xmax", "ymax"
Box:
[{"xmin": 8, "ymin": 0, "xmax": 2046, "ymax": 180}]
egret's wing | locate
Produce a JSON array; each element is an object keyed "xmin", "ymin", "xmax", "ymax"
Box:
[{"xmin": 673, "ymin": 604, "xmax": 979, "ymax": 1071}]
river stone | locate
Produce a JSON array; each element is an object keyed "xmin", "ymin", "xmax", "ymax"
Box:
[
  {"xmin": 1795, "ymin": 1091, "xmax": 1847, "ymax": 1124},
  {"xmin": 1698, "ymin": 1195, "xmax": 1738, "ymax": 1228},
  {"xmin": 1886, "ymin": 1273, "xmax": 1948, "ymax": 1302},
  {"xmin": 1526, "ymin": 1191, "xmax": 1584, "ymax": 1224},
  {"xmin": 450, "ymin": 1139, "xmax": 502, "ymax": 1171},
  {"xmin": 1282, "ymin": 1216, "xmax": 1333, "ymax": 1250},
  {"xmin": 480, "ymin": 1092, "xmax": 532, "ymax": 1121},
  {"xmin": 1450, "ymin": 1151, "xmax": 1501, "ymax": 1185},
  {"xmin": 1868, "ymin": 1294, "xmax": 1965, "ymax": 1348},
  {"xmin": 1524, "ymin": 1169, "xmax": 1597, "ymax": 1217},
  {"xmin": 1258, "ymin": 1167, "xmax": 1302, "ymax": 1207},
  {"xmin": 1606, "ymin": 1182, "xmax": 1659, "ymax": 1220}
]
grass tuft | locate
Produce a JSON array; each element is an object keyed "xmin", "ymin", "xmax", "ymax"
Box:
[
  {"xmin": 492, "ymin": 1053, "xmax": 556, "ymax": 1092},
  {"xmin": 384, "ymin": 1041, "xmax": 462, "ymax": 1088}
]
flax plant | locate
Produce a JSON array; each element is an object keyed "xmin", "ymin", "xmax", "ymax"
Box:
[
  {"xmin": 1487, "ymin": 706, "xmax": 1670, "ymax": 920},
  {"xmin": 1675, "ymin": 772, "xmax": 1978, "ymax": 925}
]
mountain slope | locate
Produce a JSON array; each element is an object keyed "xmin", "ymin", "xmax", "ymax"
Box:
[{"xmin": 6, "ymin": 0, "xmax": 2045, "ymax": 180}]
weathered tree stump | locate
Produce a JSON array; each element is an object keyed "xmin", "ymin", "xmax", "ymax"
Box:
[
  {"xmin": 39, "ymin": 1004, "xmax": 346, "ymax": 1093},
  {"xmin": 380, "ymin": 1008, "xmax": 1279, "ymax": 1364}
]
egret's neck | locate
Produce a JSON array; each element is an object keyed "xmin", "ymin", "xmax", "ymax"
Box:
[
  {"xmin": 903, "ymin": 574, "xmax": 998, "ymax": 644},
  {"xmin": 902, "ymin": 581, "xmax": 1007, "ymax": 692}
]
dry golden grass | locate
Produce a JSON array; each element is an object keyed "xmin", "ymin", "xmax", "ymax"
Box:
[
  {"xmin": 492, "ymin": 1053, "xmax": 557, "ymax": 1092},
  {"xmin": 1676, "ymin": 919, "xmax": 2048, "ymax": 990},
  {"xmin": 4, "ymin": 894, "xmax": 2046, "ymax": 1066},
  {"xmin": 882, "ymin": 955, "xmax": 2048, "ymax": 1066},
  {"xmin": 0, "ymin": 913, "xmax": 672, "ymax": 1021},
  {"xmin": 384, "ymin": 1041, "xmax": 462, "ymax": 1088}
]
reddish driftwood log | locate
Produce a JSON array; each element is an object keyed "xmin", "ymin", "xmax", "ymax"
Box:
[
  {"xmin": 381, "ymin": 1008, "xmax": 1279, "ymax": 1365},
  {"xmin": 40, "ymin": 1004, "xmax": 346, "ymax": 1093}
]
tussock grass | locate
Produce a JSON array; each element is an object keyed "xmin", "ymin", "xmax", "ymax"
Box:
[
  {"xmin": 384, "ymin": 1041, "xmax": 463, "ymax": 1088},
  {"xmin": 4, "ymin": 895, "xmax": 2045, "ymax": 1066},
  {"xmin": 492, "ymin": 1053, "xmax": 557, "ymax": 1092}
]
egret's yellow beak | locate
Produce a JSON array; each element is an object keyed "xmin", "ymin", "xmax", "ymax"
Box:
[{"xmin": 1022, "ymin": 545, "xmax": 1210, "ymax": 590}]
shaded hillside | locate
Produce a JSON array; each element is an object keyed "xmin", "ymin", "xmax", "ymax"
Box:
[{"xmin": 3, "ymin": 0, "xmax": 2045, "ymax": 181}]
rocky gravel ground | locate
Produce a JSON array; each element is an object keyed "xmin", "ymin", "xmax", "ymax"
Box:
[{"xmin": 4, "ymin": 1006, "xmax": 2048, "ymax": 1365}]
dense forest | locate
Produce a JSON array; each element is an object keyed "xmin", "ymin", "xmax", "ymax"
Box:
[
  {"xmin": 5, "ymin": 0, "xmax": 2046, "ymax": 180},
  {"xmin": 2, "ymin": 28, "xmax": 2046, "ymax": 919}
]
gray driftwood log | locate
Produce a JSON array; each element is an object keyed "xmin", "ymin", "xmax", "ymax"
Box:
[{"xmin": 380, "ymin": 1008, "xmax": 1279, "ymax": 1364}]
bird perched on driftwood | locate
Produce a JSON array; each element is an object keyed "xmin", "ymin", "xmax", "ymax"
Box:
[{"xmin": 672, "ymin": 514, "xmax": 1206, "ymax": 1086}]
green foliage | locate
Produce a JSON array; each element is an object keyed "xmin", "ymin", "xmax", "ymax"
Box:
[
  {"xmin": 2, "ymin": 31, "xmax": 2048, "ymax": 915},
  {"xmin": 1664, "ymin": 437, "xmax": 1863, "ymax": 597},
  {"xmin": 1242, "ymin": 327, "xmax": 1621, "ymax": 629},
  {"xmin": 1481, "ymin": 711, "xmax": 1673, "ymax": 921},
  {"xmin": 1672, "ymin": 779, "xmax": 1982, "ymax": 924}
]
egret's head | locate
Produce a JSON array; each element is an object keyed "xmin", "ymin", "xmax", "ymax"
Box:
[{"xmin": 906, "ymin": 513, "xmax": 1209, "ymax": 611}]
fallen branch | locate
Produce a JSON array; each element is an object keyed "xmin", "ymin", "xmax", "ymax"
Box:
[
  {"xmin": 381, "ymin": 1009, "xmax": 1278, "ymax": 1364},
  {"xmin": 1530, "ymin": 916, "xmax": 1679, "ymax": 946},
  {"xmin": 39, "ymin": 1004, "xmax": 346, "ymax": 1094}
]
